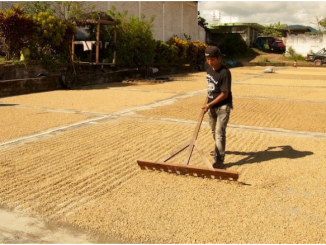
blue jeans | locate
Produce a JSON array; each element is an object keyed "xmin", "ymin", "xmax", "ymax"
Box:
[{"xmin": 208, "ymin": 104, "xmax": 231, "ymax": 161}]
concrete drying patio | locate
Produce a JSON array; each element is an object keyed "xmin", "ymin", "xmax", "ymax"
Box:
[{"xmin": 0, "ymin": 67, "xmax": 326, "ymax": 243}]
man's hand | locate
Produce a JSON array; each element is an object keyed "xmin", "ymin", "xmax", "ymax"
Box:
[{"xmin": 202, "ymin": 105, "xmax": 209, "ymax": 113}]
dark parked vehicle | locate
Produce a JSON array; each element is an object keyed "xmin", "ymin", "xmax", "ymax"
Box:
[
  {"xmin": 254, "ymin": 37, "xmax": 286, "ymax": 53},
  {"xmin": 271, "ymin": 40, "xmax": 286, "ymax": 52},
  {"xmin": 306, "ymin": 48, "xmax": 326, "ymax": 66}
]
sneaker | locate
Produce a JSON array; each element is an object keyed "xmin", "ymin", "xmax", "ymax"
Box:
[
  {"xmin": 213, "ymin": 153, "xmax": 225, "ymax": 169},
  {"xmin": 213, "ymin": 162, "xmax": 224, "ymax": 169}
]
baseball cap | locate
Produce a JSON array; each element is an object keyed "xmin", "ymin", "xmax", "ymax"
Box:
[{"xmin": 205, "ymin": 46, "xmax": 222, "ymax": 58}]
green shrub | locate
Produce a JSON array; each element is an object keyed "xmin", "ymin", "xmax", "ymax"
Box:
[
  {"xmin": 286, "ymin": 46, "xmax": 296, "ymax": 56},
  {"xmin": 207, "ymin": 33, "xmax": 249, "ymax": 57},
  {"xmin": 153, "ymin": 39, "xmax": 207, "ymax": 66},
  {"xmin": 191, "ymin": 40, "xmax": 208, "ymax": 63},
  {"xmin": 21, "ymin": 1, "xmax": 53, "ymax": 15},
  {"xmin": 0, "ymin": 57, "xmax": 5, "ymax": 64},
  {"xmin": 27, "ymin": 10, "xmax": 77, "ymax": 70},
  {"xmin": 0, "ymin": 5, "xmax": 36, "ymax": 60},
  {"xmin": 284, "ymin": 53, "xmax": 306, "ymax": 61},
  {"xmin": 153, "ymin": 40, "xmax": 179, "ymax": 65},
  {"xmin": 32, "ymin": 11, "xmax": 67, "ymax": 53},
  {"xmin": 168, "ymin": 37, "xmax": 189, "ymax": 64},
  {"xmin": 102, "ymin": 6, "xmax": 156, "ymax": 66},
  {"xmin": 285, "ymin": 46, "xmax": 306, "ymax": 61}
]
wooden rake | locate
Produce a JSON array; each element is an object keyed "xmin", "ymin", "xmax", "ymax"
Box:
[{"xmin": 137, "ymin": 98, "xmax": 239, "ymax": 181}]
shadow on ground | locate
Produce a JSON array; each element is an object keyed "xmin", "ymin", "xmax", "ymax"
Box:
[
  {"xmin": 72, "ymin": 77, "xmax": 180, "ymax": 91},
  {"xmin": 226, "ymin": 145, "xmax": 313, "ymax": 167},
  {"xmin": 0, "ymin": 103, "xmax": 18, "ymax": 107}
]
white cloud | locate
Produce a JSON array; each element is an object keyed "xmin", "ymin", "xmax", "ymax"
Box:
[{"xmin": 198, "ymin": 1, "xmax": 326, "ymax": 30}]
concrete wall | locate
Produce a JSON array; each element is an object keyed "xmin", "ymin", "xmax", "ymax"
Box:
[
  {"xmin": 237, "ymin": 26, "xmax": 260, "ymax": 46},
  {"xmin": 0, "ymin": 1, "xmax": 15, "ymax": 10},
  {"xmin": 141, "ymin": 1, "xmax": 163, "ymax": 41},
  {"xmin": 198, "ymin": 26, "xmax": 206, "ymax": 43},
  {"xmin": 164, "ymin": 2, "xmax": 182, "ymax": 40},
  {"xmin": 0, "ymin": 63, "xmax": 68, "ymax": 81},
  {"xmin": 105, "ymin": 1, "xmax": 199, "ymax": 41},
  {"xmin": 183, "ymin": 2, "xmax": 198, "ymax": 41},
  {"xmin": 286, "ymin": 34, "xmax": 326, "ymax": 56},
  {"xmin": 110, "ymin": 1, "xmax": 199, "ymax": 41},
  {"xmin": 0, "ymin": 76, "xmax": 63, "ymax": 98},
  {"xmin": 107, "ymin": 1, "xmax": 139, "ymax": 17}
]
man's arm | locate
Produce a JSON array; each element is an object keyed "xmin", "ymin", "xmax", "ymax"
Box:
[{"xmin": 202, "ymin": 91, "xmax": 228, "ymax": 112}]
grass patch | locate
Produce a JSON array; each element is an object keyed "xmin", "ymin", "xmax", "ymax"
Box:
[
  {"xmin": 284, "ymin": 46, "xmax": 306, "ymax": 61},
  {"xmin": 283, "ymin": 54, "xmax": 306, "ymax": 61},
  {"xmin": 224, "ymin": 48, "xmax": 260, "ymax": 60},
  {"xmin": 0, "ymin": 57, "xmax": 30, "ymax": 67},
  {"xmin": 258, "ymin": 57, "xmax": 271, "ymax": 63}
]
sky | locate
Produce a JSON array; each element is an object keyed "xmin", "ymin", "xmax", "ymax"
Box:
[{"xmin": 198, "ymin": 1, "xmax": 326, "ymax": 31}]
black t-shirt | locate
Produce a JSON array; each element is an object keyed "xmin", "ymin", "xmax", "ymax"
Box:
[{"xmin": 205, "ymin": 62, "xmax": 233, "ymax": 108}]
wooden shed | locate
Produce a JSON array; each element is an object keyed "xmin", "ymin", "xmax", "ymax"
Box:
[{"xmin": 71, "ymin": 12, "xmax": 117, "ymax": 65}]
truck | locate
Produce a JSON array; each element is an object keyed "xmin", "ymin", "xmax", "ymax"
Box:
[
  {"xmin": 271, "ymin": 40, "xmax": 286, "ymax": 52},
  {"xmin": 306, "ymin": 48, "xmax": 326, "ymax": 66},
  {"xmin": 254, "ymin": 37, "xmax": 286, "ymax": 53}
]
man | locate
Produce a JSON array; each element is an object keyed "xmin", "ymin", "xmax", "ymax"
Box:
[{"xmin": 201, "ymin": 46, "xmax": 233, "ymax": 169}]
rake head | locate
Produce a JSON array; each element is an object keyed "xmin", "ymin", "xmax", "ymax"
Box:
[{"xmin": 137, "ymin": 159, "xmax": 239, "ymax": 181}]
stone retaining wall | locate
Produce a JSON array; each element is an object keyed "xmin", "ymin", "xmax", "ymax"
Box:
[
  {"xmin": 238, "ymin": 62, "xmax": 320, "ymax": 67},
  {"xmin": 0, "ymin": 63, "xmax": 68, "ymax": 81},
  {"xmin": 1, "ymin": 61, "xmax": 324, "ymax": 98},
  {"xmin": 0, "ymin": 65, "xmax": 200, "ymax": 98},
  {"xmin": 239, "ymin": 62, "xmax": 286, "ymax": 67},
  {"xmin": 0, "ymin": 76, "xmax": 62, "ymax": 98}
]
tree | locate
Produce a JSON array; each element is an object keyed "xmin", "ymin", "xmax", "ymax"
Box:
[
  {"xmin": 31, "ymin": 10, "xmax": 67, "ymax": 56},
  {"xmin": 23, "ymin": 2, "xmax": 80, "ymax": 62},
  {"xmin": 320, "ymin": 18, "xmax": 326, "ymax": 32},
  {"xmin": 274, "ymin": 21, "xmax": 287, "ymax": 30},
  {"xmin": 52, "ymin": 1, "xmax": 96, "ymax": 20},
  {"xmin": 103, "ymin": 6, "xmax": 156, "ymax": 66},
  {"xmin": 262, "ymin": 22, "xmax": 286, "ymax": 37},
  {"xmin": 198, "ymin": 11, "xmax": 208, "ymax": 28},
  {"xmin": 311, "ymin": 16, "xmax": 323, "ymax": 33},
  {"xmin": 20, "ymin": 1, "xmax": 53, "ymax": 15},
  {"xmin": 0, "ymin": 5, "xmax": 36, "ymax": 60}
]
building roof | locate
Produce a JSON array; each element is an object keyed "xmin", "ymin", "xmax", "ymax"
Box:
[
  {"xmin": 70, "ymin": 12, "xmax": 116, "ymax": 26},
  {"xmin": 206, "ymin": 23, "xmax": 318, "ymax": 34},
  {"xmin": 206, "ymin": 22, "xmax": 265, "ymax": 32},
  {"xmin": 278, "ymin": 25, "xmax": 318, "ymax": 33}
]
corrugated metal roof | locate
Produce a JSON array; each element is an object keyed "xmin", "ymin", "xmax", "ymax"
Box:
[
  {"xmin": 279, "ymin": 25, "xmax": 318, "ymax": 32},
  {"xmin": 207, "ymin": 23, "xmax": 318, "ymax": 33},
  {"xmin": 207, "ymin": 22, "xmax": 265, "ymax": 31}
]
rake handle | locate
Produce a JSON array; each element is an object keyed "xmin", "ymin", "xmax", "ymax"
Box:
[{"xmin": 183, "ymin": 97, "xmax": 208, "ymax": 165}]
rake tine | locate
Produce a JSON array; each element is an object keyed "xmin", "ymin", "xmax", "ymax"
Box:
[{"xmin": 137, "ymin": 160, "xmax": 239, "ymax": 181}]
